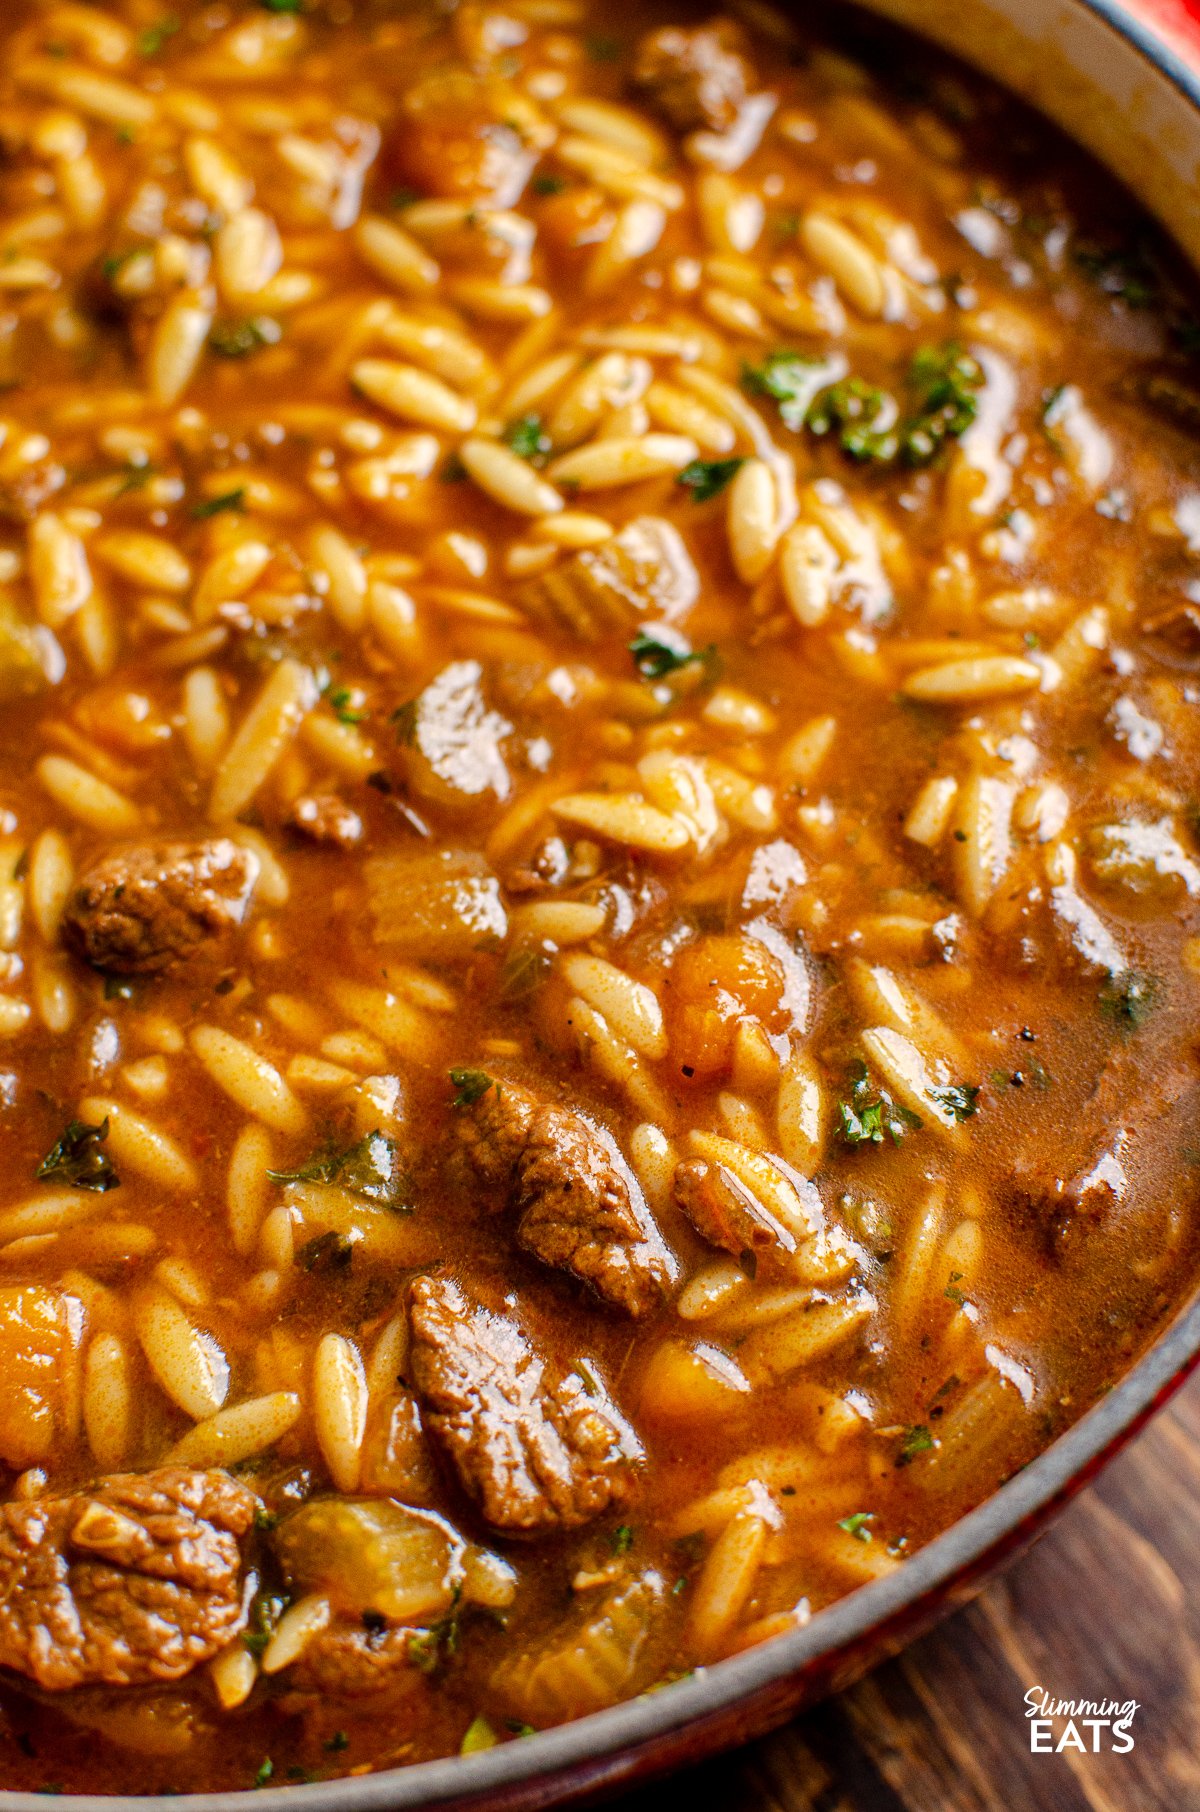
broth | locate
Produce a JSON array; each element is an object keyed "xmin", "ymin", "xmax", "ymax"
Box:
[{"xmin": 0, "ymin": 0, "xmax": 1194, "ymax": 1790}]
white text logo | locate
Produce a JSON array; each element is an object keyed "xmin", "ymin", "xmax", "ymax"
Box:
[{"xmin": 1025, "ymin": 1687, "xmax": 1138, "ymax": 1753}]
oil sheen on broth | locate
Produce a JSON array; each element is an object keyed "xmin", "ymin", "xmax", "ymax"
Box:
[{"xmin": 0, "ymin": 0, "xmax": 1195, "ymax": 1791}]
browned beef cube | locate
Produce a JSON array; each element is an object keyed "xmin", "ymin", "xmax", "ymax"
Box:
[
  {"xmin": 62, "ymin": 837, "xmax": 259, "ymax": 974},
  {"xmin": 409, "ymin": 1276, "xmax": 643, "ymax": 1534},
  {"xmin": 0, "ymin": 1468, "xmax": 257, "ymax": 1690}
]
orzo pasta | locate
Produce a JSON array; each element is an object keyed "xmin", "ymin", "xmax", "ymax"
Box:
[{"xmin": 0, "ymin": 0, "xmax": 1195, "ymax": 1791}]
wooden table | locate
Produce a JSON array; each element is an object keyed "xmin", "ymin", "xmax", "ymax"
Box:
[{"xmin": 614, "ymin": 1369, "xmax": 1200, "ymax": 1812}]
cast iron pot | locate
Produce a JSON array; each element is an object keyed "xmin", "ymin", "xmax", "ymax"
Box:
[{"xmin": 8, "ymin": 2, "xmax": 1200, "ymax": 1804}]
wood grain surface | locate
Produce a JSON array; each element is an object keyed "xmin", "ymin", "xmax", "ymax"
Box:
[{"xmin": 614, "ymin": 1370, "xmax": 1200, "ymax": 1812}]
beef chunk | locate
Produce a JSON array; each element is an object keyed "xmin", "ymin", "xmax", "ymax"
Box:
[
  {"xmin": 409, "ymin": 1277, "xmax": 642, "ymax": 1534},
  {"xmin": 284, "ymin": 1619, "xmax": 419, "ymax": 1698},
  {"xmin": 1008, "ymin": 1057, "xmax": 1199, "ymax": 1246},
  {"xmin": 454, "ymin": 1082, "xmax": 677, "ymax": 1316},
  {"xmin": 632, "ymin": 20, "xmax": 755, "ymax": 136},
  {"xmin": 286, "ymin": 793, "xmax": 363, "ymax": 848},
  {"xmin": 673, "ymin": 1155, "xmax": 797, "ymax": 1272},
  {"xmin": 455, "ymin": 1079, "xmax": 537, "ymax": 1190},
  {"xmin": 518, "ymin": 517, "xmax": 698, "ymax": 643},
  {"xmin": 0, "ymin": 1468, "xmax": 257, "ymax": 1690},
  {"xmin": 384, "ymin": 70, "xmax": 541, "ymax": 207},
  {"xmin": 62, "ymin": 838, "xmax": 260, "ymax": 974}
]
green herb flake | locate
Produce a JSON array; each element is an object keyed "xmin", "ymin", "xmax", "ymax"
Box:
[
  {"xmin": 1099, "ymin": 969, "xmax": 1161, "ymax": 1033},
  {"xmin": 192, "ymin": 487, "xmax": 246, "ymax": 519},
  {"xmin": 807, "ymin": 375, "xmax": 897, "ymax": 462},
  {"xmin": 676, "ymin": 456, "xmax": 746, "ymax": 501},
  {"xmin": 611, "ymin": 1524, "xmax": 634, "ymax": 1554},
  {"xmin": 269, "ymin": 1129, "xmax": 409, "ymax": 1209},
  {"xmin": 742, "ymin": 350, "xmax": 839, "ymax": 432},
  {"xmin": 209, "ymin": 316, "xmax": 280, "ymax": 358},
  {"xmin": 837, "ymin": 1512, "xmax": 875, "ymax": 1543},
  {"xmin": 1073, "ymin": 241, "xmax": 1157, "ymax": 308},
  {"xmin": 407, "ymin": 1593, "xmax": 462, "ymax": 1675},
  {"xmin": 36, "ymin": 1118, "xmax": 120, "ymax": 1192},
  {"xmin": 441, "ymin": 452, "xmax": 467, "ymax": 484},
  {"xmin": 505, "ymin": 1721, "xmax": 537, "ymax": 1739},
  {"xmin": 897, "ymin": 1423, "xmax": 936, "ymax": 1466},
  {"xmin": 932, "ymin": 1082, "xmax": 980, "ymax": 1123},
  {"xmin": 324, "ymin": 682, "xmax": 367, "ymax": 725},
  {"xmin": 449, "ymin": 1068, "xmax": 496, "ymax": 1108},
  {"xmin": 101, "ymin": 246, "xmax": 143, "ymax": 285},
  {"xmin": 531, "ymin": 174, "xmax": 567, "ymax": 196},
  {"xmin": 253, "ymin": 1506, "xmax": 278, "ymax": 1532},
  {"xmin": 837, "ymin": 1060, "xmax": 922, "ymax": 1147},
  {"xmin": 137, "ymin": 16, "xmax": 179, "ymax": 55},
  {"xmin": 460, "ymin": 1715, "xmax": 497, "ymax": 1755},
  {"xmin": 900, "ymin": 341, "xmax": 983, "ymax": 464},
  {"xmin": 628, "ymin": 629, "xmax": 713, "ymax": 680},
  {"xmin": 252, "ymin": 1760, "xmax": 274, "ymax": 1790},
  {"xmin": 244, "ymin": 1592, "xmax": 289, "ymax": 1657},
  {"xmin": 261, "ymin": 0, "xmax": 303, "ymax": 12},
  {"xmin": 944, "ymin": 1270, "xmax": 967, "ymax": 1308},
  {"xmin": 502, "ymin": 413, "xmax": 550, "ymax": 462},
  {"xmin": 324, "ymin": 1732, "xmax": 350, "ymax": 1753}
]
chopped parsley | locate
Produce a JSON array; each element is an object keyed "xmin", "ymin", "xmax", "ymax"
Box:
[
  {"xmin": 675, "ymin": 456, "xmax": 746, "ymax": 501},
  {"xmin": 502, "ymin": 413, "xmax": 550, "ymax": 462},
  {"xmin": 505, "ymin": 1721, "xmax": 537, "ymax": 1739},
  {"xmin": 137, "ymin": 16, "xmax": 179, "ymax": 56},
  {"xmin": 441, "ymin": 452, "xmax": 468, "ymax": 483},
  {"xmin": 323, "ymin": 681, "xmax": 367, "ymax": 725},
  {"xmin": 932, "ymin": 1083, "xmax": 980, "ymax": 1123},
  {"xmin": 807, "ymin": 375, "xmax": 895, "ymax": 461},
  {"xmin": 837, "ymin": 1061, "xmax": 922, "ymax": 1147},
  {"xmin": 407, "ymin": 1593, "xmax": 462, "ymax": 1674},
  {"xmin": 449, "ymin": 1068, "xmax": 496, "ymax": 1108},
  {"xmin": 243, "ymin": 1592, "xmax": 289, "ymax": 1658},
  {"xmin": 837, "ymin": 1512, "xmax": 875, "ymax": 1543},
  {"xmin": 268, "ymin": 1129, "xmax": 409, "ymax": 1208},
  {"xmin": 324, "ymin": 1732, "xmax": 350, "ymax": 1753},
  {"xmin": 897, "ymin": 1424, "xmax": 935, "ymax": 1466},
  {"xmin": 261, "ymin": 0, "xmax": 303, "ymax": 11},
  {"xmin": 192, "ymin": 488, "xmax": 245, "ymax": 519},
  {"xmin": 900, "ymin": 341, "xmax": 984, "ymax": 463},
  {"xmin": 252, "ymin": 1760, "xmax": 274, "ymax": 1790},
  {"xmin": 611, "ymin": 1524, "xmax": 634, "ymax": 1554},
  {"xmin": 36, "ymin": 1118, "xmax": 120, "ymax": 1192},
  {"xmin": 628, "ymin": 628, "xmax": 713, "ymax": 680},
  {"xmin": 297, "ymin": 1229, "xmax": 354, "ymax": 1274},
  {"xmin": 531, "ymin": 174, "xmax": 567, "ymax": 196},
  {"xmin": 100, "ymin": 247, "xmax": 143, "ymax": 285},
  {"xmin": 944, "ymin": 1270, "xmax": 967, "ymax": 1308},
  {"xmin": 253, "ymin": 1506, "xmax": 279, "ymax": 1532},
  {"xmin": 743, "ymin": 341, "xmax": 982, "ymax": 466},
  {"xmin": 1073, "ymin": 240, "xmax": 1157, "ymax": 307},
  {"xmin": 742, "ymin": 350, "xmax": 840, "ymax": 432},
  {"xmin": 1099, "ymin": 969, "xmax": 1160, "ymax": 1032},
  {"xmin": 209, "ymin": 316, "xmax": 280, "ymax": 358}
]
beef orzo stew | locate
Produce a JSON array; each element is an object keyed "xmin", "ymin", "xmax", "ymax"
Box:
[{"xmin": 0, "ymin": 0, "xmax": 1197, "ymax": 1790}]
